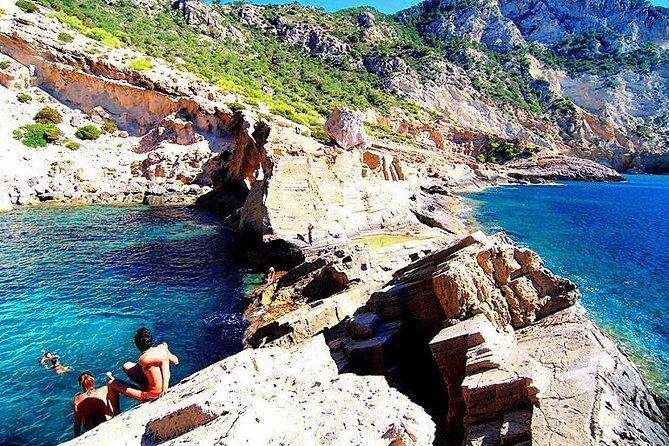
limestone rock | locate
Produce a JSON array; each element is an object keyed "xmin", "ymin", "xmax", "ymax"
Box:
[
  {"xmin": 518, "ymin": 310, "xmax": 669, "ymax": 446},
  {"xmin": 325, "ymin": 107, "xmax": 368, "ymax": 151},
  {"xmin": 506, "ymin": 156, "xmax": 625, "ymax": 182},
  {"xmin": 399, "ymin": 0, "xmax": 526, "ymax": 52},
  {"xmin": 499, "ymin": 0, "xmax": 669, "ymax": 45},
  {"xmin": 63, "ymin": 336, "xmax": 435, "ymax": 446},
  {"xmin": 0, "ymin": 187, "xmax": 12, "ymax": 212},
  {"xmin": 431, "ymin": 232, "xmax": 580, "ymax": 330},
  {"xmin": 357, "ymin": 11, "xmax": 375, "ymax": 28},
  {"xmin": 430, "ymin": 314, "xmax": 550, "ymax": 440},
  {"xmin": 131, "ymin": 145, "xmax": 214, "ymax": 184},
  {"xmin": 0, "ymin": 55, "xmax": 31, "ymax": 89},
  {"xmin": 276, "ymin": 23, "xmax": 351, "ymax": 62}
]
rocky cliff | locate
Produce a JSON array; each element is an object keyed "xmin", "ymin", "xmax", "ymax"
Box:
[
  {"xmin": 64, "ymin": 231, "xmax": 669, "ymax": 445},
  {"xmin": 1, "ymin": 3, "xmax": 667, "ymax": 445}
]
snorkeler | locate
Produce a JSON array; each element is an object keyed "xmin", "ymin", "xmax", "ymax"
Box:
[{"xmin": 39, "ymin": 351, "xmax": 71, "ymax": 374}]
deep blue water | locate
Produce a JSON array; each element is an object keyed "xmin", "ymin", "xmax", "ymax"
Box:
[
  {"xmin": 463, "ymin": 175, "xmax": 669, "ymax": 397},
  {"xmin": 0, "ymin": 205, "xmax": 253, "ymax": 446}
]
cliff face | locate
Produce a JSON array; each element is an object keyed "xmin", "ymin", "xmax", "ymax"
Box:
[{"xmin": 499, "ymin": 0, "xmax": 669, "ymax": 45}]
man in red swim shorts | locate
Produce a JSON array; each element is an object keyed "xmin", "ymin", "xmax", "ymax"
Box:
[{"xmin": 106, "ymin": 327, "xmax": 179, "ymax": 414}]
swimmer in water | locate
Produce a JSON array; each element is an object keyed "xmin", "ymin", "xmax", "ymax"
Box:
[{"xmin": 39, "ymin": 351, "xmax": 71, "ymax": 374}]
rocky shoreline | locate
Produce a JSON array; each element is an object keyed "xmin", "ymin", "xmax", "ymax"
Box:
[
  {"xmin": 62, "ymin": 229, "xmax": 669, "ymax": 446},
  {"xmin": 1, "ymin": 3, "xmax": 666, "ymax": 445}
]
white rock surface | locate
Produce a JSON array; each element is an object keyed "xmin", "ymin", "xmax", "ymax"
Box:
[
  {"xmin": 62, "ymin": 336, "xmax": 435, "ymax": 446},
  {"xmin": 0, "ymin": 186, "xmax": 12, "ymax": 212}
]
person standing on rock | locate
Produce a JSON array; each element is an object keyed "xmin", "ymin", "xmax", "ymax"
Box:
[
  {"xmin": 308, "ymin": 223, "xmax": 314, "ymax": 245},
  {"xmin": 266, "ymin": 266, "xmax": 275, "ymax": 284},
  {"xmin": 106, "ymin": 327, "xmax": 179, "ymax": 414}
]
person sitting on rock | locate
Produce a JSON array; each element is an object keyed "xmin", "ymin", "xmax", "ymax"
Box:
[
  {"xmin": 266, "ymin": 266, "xmax": 275, "ymax": 284},
  {"xmin": 106, "ymin": 327, "xmax": 179, "ymax": 414},
  {"xmin": 73, "ymin": 371, "xmax": 113, "ymax": 437}
]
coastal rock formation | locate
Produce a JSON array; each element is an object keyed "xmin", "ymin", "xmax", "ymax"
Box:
[
  {"xmin": 518, "ymin": 310, "xmax": 669, "ymax": 446},
  {"xmin": 317, "ymin": 231, "xmax": 667, "ymax": 445},
  {"xmin": 430, "ymin": 314, "xmax": 550, "ymax": 442},
  {"xmin": 505, "ymin": 156, "xmax": 625, "ymax": 183},
  {"xmin": 325, "ymin": 107, "xmax": 368, "ymax": 151},
  {"xmin": 63, "ymin": 336, "xmax": 435, "ymax": 446}
]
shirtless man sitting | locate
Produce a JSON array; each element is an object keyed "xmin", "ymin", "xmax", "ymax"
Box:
[{"xmin": 106, "ymin": 327, "xmax": 179, "ymax": 414}]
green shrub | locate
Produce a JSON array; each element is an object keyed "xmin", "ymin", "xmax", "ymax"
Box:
[
  {"xmin": 13, "ymin": 123, "xmax": 61, "ymax": 147},
  {"xmin": 51, "ymin": 11, "xmax": 86, "ymax": 32},
  {"xmin": 128, "ymin": 58, "xmax": 153, "ymax": 71},
  {"xmin": 15, "ymin": 0, "xmax": 37, "ymax": 13},
  {"xmin": 309, "ymin": 126, "xmax": 331, "ymax": 141},
  {"xmin": 0, "ymin": 61, "xmax": 10, "ymax": 70},
  {"xmin": 34, "ymin": 107, "xmax": 63, "ymax": 124},
  {"xmin": 75, "ymin": 124, "xmax": 102, "ymax": 140},
  {"xmin": 16, "ymin": 93, "xmax": 32, "ymax": 103},
  {"xmin": 101, "ymin": 120, "xmax": 118, "ymax": 134},
  {"xmin": 84, "ymin": 27, "xmax": 123, "ymax": 47},
  {"xmin": 258, "ymin": 112, "xmax": 274, "ymax": 123},
  {"xmin": 57, "ymin": 32, "xmax": 74, "ymax": 43},
  {"xmin": 226, "ymin": 101, "xmax": 245, "ymax": 112},
  {"xmin": 65, "ymin": 140, "xmax": 80, "ymax": 150}
]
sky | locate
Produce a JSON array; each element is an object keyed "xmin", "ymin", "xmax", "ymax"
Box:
[{"xmin": 223, "ymin": 0, "xmax": 669, "ymax": 15}]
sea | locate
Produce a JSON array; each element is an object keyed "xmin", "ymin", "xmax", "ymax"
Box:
[
  {"xmin": 462, "ymin": 174, "xmax": 669, "ymax": 399},
  {"xmin": 0, "ymin": 205, "xmax": 257, "ymax": 446}
]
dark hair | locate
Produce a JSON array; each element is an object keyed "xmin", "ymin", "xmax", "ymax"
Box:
[
  {"xmin": 134, "ymin": 327, "xmax": 153, "ymax": 352},
  {"xmin": 78, "ymin": 371, "xmax": 95, "ymax": 391}
]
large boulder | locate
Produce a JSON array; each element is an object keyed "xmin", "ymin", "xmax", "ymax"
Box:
[
  {"xmin": 63, "ymin": 336, "xmax": 435, "ymax": 446},
  {"xmin": 325, "ymin": 107, "xmax": 368, "ymax": 151}
]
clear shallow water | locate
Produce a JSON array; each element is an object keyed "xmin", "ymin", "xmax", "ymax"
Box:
[
  {"xmin": 463, "ymin": 175, "xmax": 669, "ymax": 398},
  {"xmin": 0, "ymin": 205, "xmax": 248, "ymax": 445}
]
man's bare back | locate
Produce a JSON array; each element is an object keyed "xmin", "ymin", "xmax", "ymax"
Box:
[
  {"xmin": 106, "ymin": 328, "xmax": 179, "ymax": 414},
  {"xmin": 137, "ymin": 342, "xmax": 180, "ymax": 394}
]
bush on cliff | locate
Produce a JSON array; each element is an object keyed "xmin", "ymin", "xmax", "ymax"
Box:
[
  {"xmin": 13, "ymin": 123, "xmax": 61, "ymax": 147},
  {"xmin": 128, "ymin": 58, "xmax": 153, "ymax": 71},
  {"xmin": 16, "ymin": 93, "xmax": 32, "ymax": 103},
  {"xmin": 65, "ymin": 140, "xmax": 80, "ymax": 150},
  {"xmin": 34, "ymin": 107, "xmax": 63, "ymax": 125},
  {"xmin": 57, "ymin": 32, "xmax": 74, "ymax": 43},
  {"xmin": 101, "ymin": 120, "xmax": 118, "ymax": 134},
  {"xmin": 75, "ymin": 124, "xmax": 102, "ymax": 140},
  {"xmin": 16, "ymin": 0, "xmax": 38, "ymax": 13},
  {"xmin": 226, "ymin": 102, "xmax": 245, "ymax": 113}
]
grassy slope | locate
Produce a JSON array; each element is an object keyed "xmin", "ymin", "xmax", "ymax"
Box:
[{"xmin": 33, "ymin": 0, "xmax": 664, "ymax": 145}]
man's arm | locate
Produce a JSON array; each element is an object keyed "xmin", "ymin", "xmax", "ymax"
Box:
[
  {"xmin": 161, "ymin": 342, "xmax": 179, "ymax": 365},
  {"xmin": 159, "ymin": 357, "xmax": 170, "ymax": 392},
  {"xmin": 73, "ymin": 400, "xmax": 81, "ymax": 437}
]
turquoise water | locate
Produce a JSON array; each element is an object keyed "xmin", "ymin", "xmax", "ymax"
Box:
[
  {"xmin": 0, "ymin": 205, "xmax": 248, "ymax": 445},
  {"xmin": 463, "ymin": 175, "xmax": 669, "ymax": 397}
]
